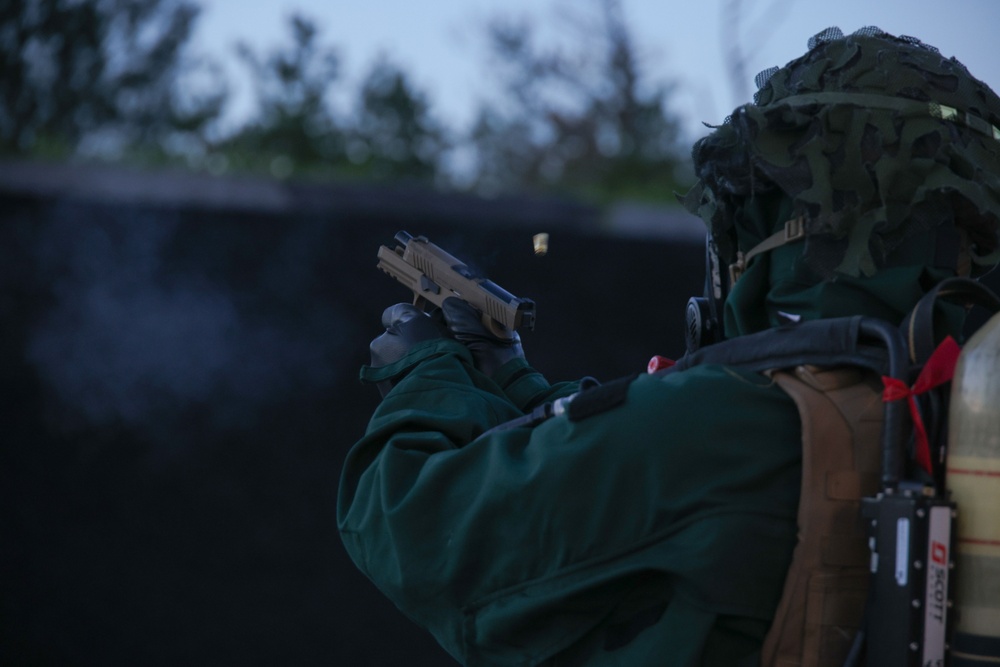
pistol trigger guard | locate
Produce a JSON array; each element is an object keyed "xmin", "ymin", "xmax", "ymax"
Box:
[{"xmin": 412, "ymin": 295, "xmax": 431, "ymax": 312}]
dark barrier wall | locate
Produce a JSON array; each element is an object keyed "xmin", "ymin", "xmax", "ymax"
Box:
[
  {"xmin": 8, "ymin": 165, "xmax": 997, "ymax": 666},
  {"xmin": 0, "ymin": 166, "xmax": 705, "ymax": 666}
]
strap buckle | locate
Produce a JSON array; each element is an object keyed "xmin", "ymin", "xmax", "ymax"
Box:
[{"xmin": 728, "ymin": 217, "xmax": 807, "ymax": 285}]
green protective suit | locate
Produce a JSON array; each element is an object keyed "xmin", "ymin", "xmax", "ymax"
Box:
[
  {"xmin": 338, "ymin": 27, "xmax": 1000, "ymax": 667},
  {"xmin": 338, "ymin": 338, "xmax": 803, "ymax": 666}
]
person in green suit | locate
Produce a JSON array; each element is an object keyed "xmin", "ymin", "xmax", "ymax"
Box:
[{"xmin": 338, "ymin": 28, "xmax": 1000, "ymax": 666}]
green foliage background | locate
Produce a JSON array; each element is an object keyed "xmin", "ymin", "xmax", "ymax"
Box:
[{"xmin": 1, "ymin": 0, "xmax": 693, "ymax": 202}]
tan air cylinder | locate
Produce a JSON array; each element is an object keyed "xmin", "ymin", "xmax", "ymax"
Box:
[{"xmin": 948, "ymin": 311, "xmax": 1000, "ymax": 660}]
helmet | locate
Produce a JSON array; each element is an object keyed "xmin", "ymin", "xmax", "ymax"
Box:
[{"xmin": 682, "ymin": 27, "xmax": 1000, "ymax": 347}]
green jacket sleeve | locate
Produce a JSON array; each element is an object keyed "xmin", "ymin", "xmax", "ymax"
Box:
[{"xmin": 338, "ymin": 340, "xmax": 802, "ymax": 666}]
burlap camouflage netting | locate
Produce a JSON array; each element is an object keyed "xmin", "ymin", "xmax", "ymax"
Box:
[{"xmin": 682, "ymin": 27, "xmax": 1000, "ymax": 278}]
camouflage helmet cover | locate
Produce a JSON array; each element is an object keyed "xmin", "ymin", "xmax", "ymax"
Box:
[{"xmin": 683, "ymin": 27, "xmax": 1000, "ymax": 278}]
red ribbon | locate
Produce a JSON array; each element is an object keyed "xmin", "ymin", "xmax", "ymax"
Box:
[{"xmin": 882, "ymin": 336, "xmax": 962, "ymax": 474}]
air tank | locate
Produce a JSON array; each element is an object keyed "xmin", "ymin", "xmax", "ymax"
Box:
[{"xmin": 948, "ymin": 310, "xmax": 1000, "ymax": 663}]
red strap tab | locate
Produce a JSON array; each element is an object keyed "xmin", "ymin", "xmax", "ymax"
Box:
[
  {"xmin": 881, "ymin": 336, "xmax": 961, "ymax": 474},
  {"xmin": 647, "ymin": 355, "xmax": 675, "ymax": 374}
]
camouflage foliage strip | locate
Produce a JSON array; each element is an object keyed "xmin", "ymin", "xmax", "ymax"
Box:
[{"xmin": 684, "ymin": 27, "xmax": 1000, "ymax": 278}]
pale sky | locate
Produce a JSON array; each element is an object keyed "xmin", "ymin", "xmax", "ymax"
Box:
[{"xmin": 191, "ymin": 0, "xmax": 1000, "ymax": 143}]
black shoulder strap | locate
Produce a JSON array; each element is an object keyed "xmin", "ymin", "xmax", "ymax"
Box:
[
  {"xmin": 665, "ymin": 315, "xmax": 914, "ymax": 489},
  {"xmin": 901, "ymin": 276, "xmax": 1000, "ymax": 365},
  {"xmin": 663, "ymin": 316, "xmax": 897, "ymax": 378}
]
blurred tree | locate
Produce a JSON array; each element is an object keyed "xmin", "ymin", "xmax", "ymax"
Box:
[
  {"xmin": 0, "ymin": 0, "xmax": 224, "ymax": 160},
  {"xmin": 465, "ymin": 0, "xmax": 689, "ymax": 201},
  {"xmin": 347, "ymin": 57, "xmax": 449, "ymax": 185},
  {"xmin": 213, "ymin": 14, "xmax": 344, "ymax": 179},
  {"xmin": 216, "ymin": 17, "xmax": 449, "ymax": 185}
]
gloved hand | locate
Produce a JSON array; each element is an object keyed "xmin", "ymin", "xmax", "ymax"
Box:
[
  {"xmin": 369, "ymin": 303, "xmax": 450, "ymax": 396},
  {"xmin": 442, "ymin": 297, "xmax": 525, "ymax": 378}
]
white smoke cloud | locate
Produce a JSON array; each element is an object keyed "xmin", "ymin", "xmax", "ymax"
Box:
[{"xmin": 27, "ymin": 213, "xmax": 351, "ymax": 448}]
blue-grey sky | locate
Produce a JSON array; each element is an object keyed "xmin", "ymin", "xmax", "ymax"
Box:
[{"xmin": 192, "ymin": 0, "xmax": 1000, "ymax": 142}]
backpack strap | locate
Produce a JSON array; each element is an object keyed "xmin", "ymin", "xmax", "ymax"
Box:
[
  {"xmin": 760, "ymin": 365, "xmax": 884, "ymax": 667},
  {"xmin": 664, "ymin": 316, "xmax": 891, "ymax": 377},
  {"xmin": 897, "ymin": 278, "xmax": 1000, "ymax": 486},
  {"xmin": 901, "ymin": 276, "xmax": 1000, "ymax": 365}
]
